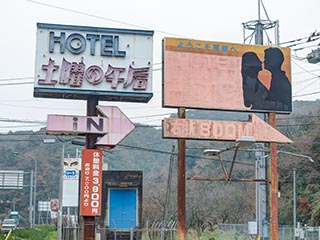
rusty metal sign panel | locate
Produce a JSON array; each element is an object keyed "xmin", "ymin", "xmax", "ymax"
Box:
[
  {"xmin": 163, "ymin": 37, "xmax": 292, "ymax": 113},
  {"xmin": 163, "ymin": 114, "xmax": 292, "ymax": 144},
  {"xmin": 34, "ymin": 23, "xmax": 154, "ymax": 103}
]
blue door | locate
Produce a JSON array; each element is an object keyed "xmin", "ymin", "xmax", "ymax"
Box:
[{"xmin": 109, "ymin": 189, "xmax": 137, "ymax": 229}]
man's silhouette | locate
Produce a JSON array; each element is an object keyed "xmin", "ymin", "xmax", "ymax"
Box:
[{"xmin": 264, "ymin": 47, "xmax": 292, "ymax": 111}]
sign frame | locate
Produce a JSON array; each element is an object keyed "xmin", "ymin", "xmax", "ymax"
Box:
[
  {"xmin": 162, "ymin": 37, "xmax": 292, "ymax": 114},
  {"xmin": 34, "ymin": 23, "xmax": 154, "ymax": 103}
]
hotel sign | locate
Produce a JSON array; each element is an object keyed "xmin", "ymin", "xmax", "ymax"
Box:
[{"xmin": 34, "ymin": 23, "xmax": 154, "ymax": 102}]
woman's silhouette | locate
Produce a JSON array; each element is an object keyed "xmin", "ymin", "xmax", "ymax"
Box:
[{"xmin": 241, "ymin": 52, "xmax": 268, "ymax": 109}]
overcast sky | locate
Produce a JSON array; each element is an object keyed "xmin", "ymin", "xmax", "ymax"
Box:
[{"xmin": 1, "ymin": 0, "xmax": 319, "ymax": 133}]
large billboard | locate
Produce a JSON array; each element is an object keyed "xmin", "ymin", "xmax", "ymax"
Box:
[
  {"xmin": 163, "ymin": 37, "xmax": 292, "ymax": 113},
  {"xmin": 34, "ymin": 23, "xmax": 154, "ymax": 102}
]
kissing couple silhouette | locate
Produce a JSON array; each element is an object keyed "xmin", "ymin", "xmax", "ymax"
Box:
[{"xmin": 241, "ymin": 47, "xmax": 292, "ymax": 112}]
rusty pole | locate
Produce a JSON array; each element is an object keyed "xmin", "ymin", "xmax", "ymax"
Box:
[
  {"xmin": 268, "ymin": 112, "xmax": 278, "ymax": 240},
  {"xmin": 177, "ymin": 108, "xmax": 186, "ymax": 240},
  {"xmin": 82, "ymin": 97, "xmax": 98, "ymax": 240}
]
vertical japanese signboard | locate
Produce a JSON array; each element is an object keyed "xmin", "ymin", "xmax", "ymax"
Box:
[
  {"xmin": 34, "ymin": 23, "xmax": 154, "ymax": 103},
  {"xmin": 80, "ymin": 149, "xmax": 103, "ymax": 216}
]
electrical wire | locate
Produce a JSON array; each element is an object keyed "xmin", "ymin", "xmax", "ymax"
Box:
[
  {"xmin": 277, "ymin": 115, "xmax": 320, "ymax": 121},
  {"xmin": 293, "ymin": 91, "xmax": 320, "ymax": 98},
  {"xmin": 292, "ymin": 59, "xmax": 320, "ymax": 77},
  {"xmin": 293, "ymin": 69, "xmax": 320, "ymax": 75},
  {"xmin": 25, "ymin": 0, "xmax": 186, "ymax": 38},
  {"xmin": 0, "ymin": 82, "xmax": 33, "ymax": 86},
  {"xmin": 0, "ymin": 77, "xmax": 34, "ymax": 82}
]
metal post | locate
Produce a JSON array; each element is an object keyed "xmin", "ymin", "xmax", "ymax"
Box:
[
  {"xmin": 163, "ymin": 145, "xmax": 175, "ymax": 224},
  {"xmin": 268, "ymin": 113, "xmax": 278, "ymax": 240},
  {"xmin": 33, "ymin": 158, "xmax": 37, "ymax": 226},
  {"xmin": 177, "ymin": 108, "xmax": 186, "ymax": 240},
  {"xmin": 57, "ymin": 139, "xmax": 65, "ymax": 240},
  {"xmin": 293, "ymin": 168, "xmax": 297, "ymax": 240},
  {"xmin": 130, "ymin": 220, "xmax": 134, "ymax": 240},
  {"xmin": 29, "ymin": 170, "xmax": 34, "ymax": 228},
  {"xmin": 82, "ymin": 97, "xmax": 98, "ymax": 240},
  {"xmin": 254, "ymin": 6, "xmax": 265, "ymax": 237}
]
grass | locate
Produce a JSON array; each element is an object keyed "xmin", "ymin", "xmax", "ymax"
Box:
[{"xmin": 0, "ymin": 225, "xmax": 56, "ymax": 240}]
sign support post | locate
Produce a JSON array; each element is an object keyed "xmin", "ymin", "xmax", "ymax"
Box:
[
  {"xmin": 177, "ymin": 108, "xmax": 186, "ymax": 240},
  {"xmin": 82, "ymin": 97, "xmax": 99, "ymax": 240},
  {"xmin": 268, "ymin": 113, "xmax": 278, "ymax": 240}
]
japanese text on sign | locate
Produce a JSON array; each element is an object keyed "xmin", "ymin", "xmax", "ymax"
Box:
[
  {"xmin": 177, "ymin": 41, "xmax": 237, "ymax": 53},
  {"xmin": 80, "ymin": 149, "xmax": 103, "ymax": 216},
  {"xmin": 39, "ymin": 58, "xmax": 149, "ymax": 90}
]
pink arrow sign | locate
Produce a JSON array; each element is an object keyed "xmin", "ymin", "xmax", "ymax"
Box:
[
  {"xmin": 46, "ymin": 106, "xmax": 135, "ymax": 147},
  {"xmin": 163, "ymin": 114, "xmax": 292, "ymax": 144},
  {"xmin": 95, "ymin": 106, "xmax": 135, "ymax": 147}
]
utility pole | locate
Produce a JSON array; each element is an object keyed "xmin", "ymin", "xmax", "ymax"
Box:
[
  {"xmin": 82, "ymin": 97, "xmax": 99, "ymax": 240},
  {"xmin": 177, "ymin": 108, "xmax": 186, "ymax": 240},
  {"xmin": 293, "ymin": 168, "xmax": 297, "ymax": 240},
  {"xmin": 29, "ymin": 170, "xmax": 34, "ymax": 228},
  {"xmin": 243, "ymin": 1, "xmax": 280, "ymax": 239},
  {"xmin": 57, "ymin": 138, "xmax": 65, "ymax": 240}
]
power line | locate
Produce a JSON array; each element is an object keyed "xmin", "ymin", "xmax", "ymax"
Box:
[
  {"xmin": 293, "ymin": 91, "xmax": 320, "ymax": 98},
  {"xmin": 0, "ymin": 77, "xmax": 34, "ymax": 82},
  {"xmin": 277, "ymin": 115, "xmax": 320, "ymax": 121},
  {"xmin": 25, "ymin": 0, "xmax": 186, "ymax": 38},
  {"xmin": 0, "ymin": 82, "xmax": 33, "ymax": 86},
  {"xmin": 117, "ymin": 144, "xmax": 255, "ymax": 167}
]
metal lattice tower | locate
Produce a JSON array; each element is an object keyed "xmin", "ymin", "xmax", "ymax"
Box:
[
  {"xmin": 242, "ymin": 0, "xmax": 279, "ymax": 46},
  {"xmin": 242, "ymin": 1, "xmax": 280, "ymax": 239}
]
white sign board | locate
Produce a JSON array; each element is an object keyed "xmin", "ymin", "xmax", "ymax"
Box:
[
  {"xmin": 63, "ymin": 158, "xmax": 81, "ymax": 207},
  {"xmin": 0, "ymin": 171, "xmax": 24, "ymax": 189},
  {"xmin": 34, "ymin": 23, "xmax": 154, "ymax": 102},
  {"xmin": 38, "ymin": 201, "xmax": 50, "ymax": 212}
]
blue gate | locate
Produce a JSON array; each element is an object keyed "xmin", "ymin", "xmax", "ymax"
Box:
[{"xmin": 109, "ymin": 188, "xmax": 137, "ymax": 229}]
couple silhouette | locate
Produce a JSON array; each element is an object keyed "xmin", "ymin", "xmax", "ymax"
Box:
[{"xmin": 241, "ymin": 47, "xmax": 292, "ymax": 112}]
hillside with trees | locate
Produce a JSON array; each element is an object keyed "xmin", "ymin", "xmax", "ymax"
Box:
[{"xmin": 0, "ymin": 100, "xmax": 319, "ymax": 229}]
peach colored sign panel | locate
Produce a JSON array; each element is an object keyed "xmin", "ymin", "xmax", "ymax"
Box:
[
  {"xmin": 163, "ymin": 38, "xmax": 292, "ymax": 113},
  {"xmin": 163, "ymin": 114, "xmax": 292, "ymax": 144}
]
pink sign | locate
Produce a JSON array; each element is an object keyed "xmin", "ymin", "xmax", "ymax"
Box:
[
  {"xmin": 46, "ymin": 106, "xmax": 135, "ymax": 147},
  {"xmin": 163, "ymin": 114, "xmax": 292, "ymax": 144},
  {"xmin": 47, "ymin": 115, "xmax": 108, "ymax": 134}
]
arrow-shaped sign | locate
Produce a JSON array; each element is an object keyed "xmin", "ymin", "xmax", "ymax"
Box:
[
  {"xmin": 95, "ymin": 106, "xmax": 135, "ymax": 146},
  {"xmin": 163, "ymin": 114, "xmax": 292, "ymax": 144},
  {"xmin": 47, "ymin": 106, "xmax": 135, "ymax": 147}
]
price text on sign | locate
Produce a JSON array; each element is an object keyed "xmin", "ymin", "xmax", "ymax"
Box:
[
  {"xmin": 80, "ymin": 149, "xmax": 103, "ymax": 216},
  {"xmin": 162, "ymin": 114, "xmax": 292, "ymax": 144}
]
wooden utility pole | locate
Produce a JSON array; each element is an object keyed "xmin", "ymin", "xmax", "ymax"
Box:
[
  {"xmin": 177, "ymin": 108, "xmax": 186, "ymax": 240},
  {"xmin": 82, "ymin": 97, "xmax": 98, "ymax": 240},
  {"xmin": 269, "ymin": 112, "xmax": 278, "ymax": 240}
]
